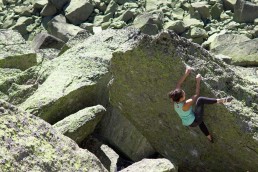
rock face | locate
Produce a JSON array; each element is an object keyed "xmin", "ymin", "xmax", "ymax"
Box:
[
  {"xmin": 0, "ymin": 99, "xmax": 107, "ymax": 171},
  {"xmin": 107, "ymin": 29, "xmax": 258, "ymax": 171},
  {"xmin": 120, "ymin": 158, "xmax": 178, "ymax": 172},
  {"xmin": 0, "ymin": 30, "xmax": 37, "ymax": 70},
  {"xmin": 53, "ymin": 105, "xmax": 106, "ymax": 144}
]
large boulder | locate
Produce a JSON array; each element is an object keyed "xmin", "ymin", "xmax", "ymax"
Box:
[
  {"xmin": 47, "ymin": 14, "xmax": 85, "ymax": 42},
  {"xmin": 64, "ymin": 0, "xmax": 94, "ymax": 25},
  {"xmin": 107, "ymin": 30, "xmax": 258, "ymax": 171},
  {"xmin": 211, "ymin": 38, "xmax": 258, "ymax": 66},
  {"xmin": 234, "ymin": 0, "xmax": 258, "ymax": 23},
  {"xmin": 0, "ymin": 100, "xmax": 107, "ymax": 171},
  {"xmin": 53, "ymin": 105, "xmax": 106, "ymax": 144},
  {"xmin": 0, "ymin": 30, "xmax": 37, "ymax": 70},
  {"xmin": 120, "ymin": 158, "xmax": 178, "ymax": 172}
]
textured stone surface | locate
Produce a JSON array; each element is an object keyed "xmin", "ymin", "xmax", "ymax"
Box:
[
  {"xmin": 32, "ymin": 32, "xmax": 65, "ymax": 50},
  {"xmin": 0, "ymin": 99, "xmax": 107, "ymax": 171},
  {"xmin": 120, "ymin": 158, "xmax": 178, "ymax": 172},
  {"xmin": 209, "ymin": 33, "xmax": 250, "ymax": 50},
  {"xmin": 107, "ymin": 30, "xmax": 258, "ymax": 171},
  {"xmin": 234, "ymin": 0, "xmax": 258, "ymax": 23},
  {"xmin": 64, "ymin": 0, "xmax": 94, "ymax": 25},
  {"xmin": 0, "ymin": 30, "xmax": 37, "ymax": 70},
  {"xmin": 53, "ymin": 105, "xmax": 106, "ymax": 144},
  {"xmin": 47, "ymin": 14, "xmax": 85, "ymax": 42},
  {"xmin": 212, "ymin": 38, "xmax": 258, "ymax": 66}
]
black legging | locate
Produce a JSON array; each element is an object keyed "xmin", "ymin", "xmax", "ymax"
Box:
[{"xmin": 190, "ymin": 97, "xmax": 217, "ymax": 136}]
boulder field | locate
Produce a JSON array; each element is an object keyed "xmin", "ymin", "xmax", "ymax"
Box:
[{"xmin": 0, "ymin": 28, "xmax": 257, "ymax": 171}]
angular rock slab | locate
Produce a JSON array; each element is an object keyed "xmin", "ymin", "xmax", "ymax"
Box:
[
  {"xmin": 212, "ymin": 38, "xmax": 258, "ymax": 66},
  {"xmin": 47, "ymin": 14, "xmax": 85, "ymax": 42},
  {"xmin": 0, "ymin": 100, "xmax": 107, "ymax": 171},
  {"xmin": 119, "ymin": 158, "xmax": 178, "ymax": 172},
  {"xmin": 234, "ymin": 0, "xmax": 258, "ymax": 23},
  {"xmin": 0, "ymin": 30, "xmax": 36, "ymax": 70},
  {"xmin": 53, "ymin": 105, "xmax": 106, "ymax": 144},
  {"xmin": 64, "ymin": 0, "xmax": 94, "ymax": 25},
  {"xmin": 32, "ymin": 32, "xmax": 65, "ymax": 50},
  {"xmin": 108, "ymin": 30, "xmax": 258, "ymax": 171}
]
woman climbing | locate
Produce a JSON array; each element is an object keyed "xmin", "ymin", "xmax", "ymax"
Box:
[{"xmin": 168, "ymin": 66, "xmax": 233, "ymax": 143}]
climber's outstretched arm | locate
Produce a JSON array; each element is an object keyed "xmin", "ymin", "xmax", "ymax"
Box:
[{"xmin": 175, "ymin": 66, "xmax": 191, "ymax": 89}]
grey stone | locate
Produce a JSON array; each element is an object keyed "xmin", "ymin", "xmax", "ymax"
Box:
[
  {"xmin": 80, "ymin": 22, "xmax": 94, "ymax": 33},
  {"xmin": 32, "ymin": 32, "xmax": 65, "ymax": 50},
  {"xmin": 190, "ymin": 1, "xmax": 210, "ymax": 20},
  {"xmin": 212, "ymin": 38, "xmax": 258, "ymax": 66},
  {"xmin": 234, "ymin": 0, "xmax": 258, "ymax": 23},
  {"xmin": 40, "ymin": 2, "xmax": 57, "ymax": 17},
  {"xmin": 120, "ymin": 159, "xmax": 178, "ymax": 172},
  {"xmin": 64, "ymin": 0, "xmax": 94, "ymax": 25},
  {"xmin": 210, "ymin": 3, "xmax": 224, "ymax": 20},
  {"xmin": 105, "ymin": 0, "xmax": 119, "ymax": 15},
  {"xmin": 10, "ymin": 17, "xmax": 34, "ymax": 35},
  {"xmin": 183, "ymin": 18, "xmax": 204, "ymax": 28},
  {"xmin": 222, "ymin": 0, "xmax": 236, "ymax": 11},
  {"xmin": 190, "ymin": 27, "xmax": 208, "ymax": 39},
  {"xmin": 164, "ymin": 20, "xmax": 186, "ymax": 35},
  {"xmin": 0, "ymin": 30, "xmax": 37, "ymax": 70},
  {"xmin": 33, "ymin": 0, "xmax": 48, "ymax": 10},
  {"xmin": 49, "ymin": 0, "xmax": 70, "ymax": 10},
  {"xmin": 53, "ymin": 105, "xmax": 106, "ymax": 144},
  {"xmin": 133, "ymin": 12, "xmax": 164, "ymax": 34},
  {"xmin": 47, "ymin": 14, "xmax": 85, "ymax": 42},
  {"xmin": 82, "ymin": 137, "xmax": 119, "ymax": 172},
  {"xmin": 209, "ymin": 33, "xmax": 250, "ymax": 50}
]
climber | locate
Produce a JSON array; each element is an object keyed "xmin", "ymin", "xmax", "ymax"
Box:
[{"xmin": 168, "ymin": 66, "xmax": 233, "ymax": 143}]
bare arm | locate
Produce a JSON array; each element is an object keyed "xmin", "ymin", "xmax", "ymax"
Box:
[
  {"xmin": 182, "ymin": 74, "xmax": 201, "ymax": 111},
  {"xmin": 176, "ymin": 66, "xmax": 191, "ymax": 89}
]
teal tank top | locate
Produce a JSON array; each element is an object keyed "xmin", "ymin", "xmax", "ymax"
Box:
[{"xmin": 174, "ymin": 102, "xmax": 195, "ymax": 126}]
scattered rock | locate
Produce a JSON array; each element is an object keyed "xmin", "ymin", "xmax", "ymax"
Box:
[
  {"xmin": 82, "ymin": 137, "xmax": 119, "ymax": 172},
  {"xmin": 212, "ymin": 38, "xmax": 258, "ymax": 66},
  {"xmin": 40, "ymin": 2, "xmax": 57, "ymax": 17},
  {"xmin": 164, "ymin": 20, "xmax": 186, "ymax": 35},
  {"xmin": 64, "ymin": 0, "xmax": 94, "ymax": 25},
  {"xmin": 234, "ymin": 0, "xmax": 258, "ymax": 23},
  {"xmin": 32, "ymin": 32, "xmax": 65, "ymax": 50},
  {"xmin": 209, "ymin": 33, "xmax": 250, "ymax": 50},
  {"xmin": 53, "ymin": 105, "xmax": 106, "ymax": 144},
  {"xmin": 47, "ymin": 14, "xmax": 85, "ymax": 42},
  {"xmin": 0, "ymin": 30, "xmax": 36, "ymax": 70},
  {"xmin": 119, "ymin": 158, "xmax": 178, "ymax": 172}
]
